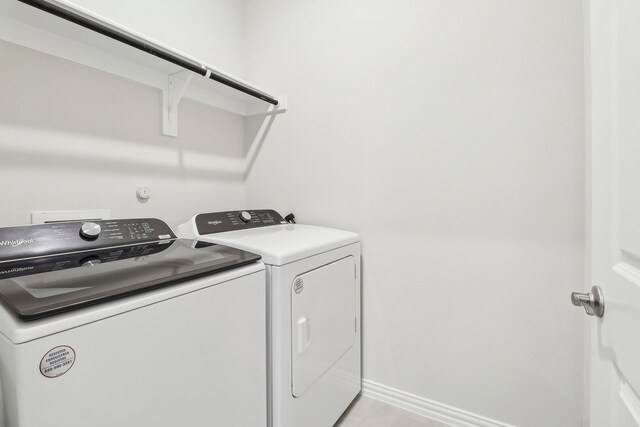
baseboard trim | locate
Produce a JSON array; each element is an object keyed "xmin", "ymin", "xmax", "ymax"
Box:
[{"xmin": 361, "ymin": 379, "xmax": 515, "ymax": 427}]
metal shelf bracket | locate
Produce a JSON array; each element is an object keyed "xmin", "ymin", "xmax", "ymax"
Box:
[{"xmin": 162, "ymin": 70, "xmax": 194, "ymax": 137}]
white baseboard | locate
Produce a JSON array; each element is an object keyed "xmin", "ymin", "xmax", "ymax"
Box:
[{"xmin": 361, "ymin": 379, "xmax": 515, "ymax": 427}]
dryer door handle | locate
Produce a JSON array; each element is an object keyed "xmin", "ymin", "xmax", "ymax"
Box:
[{"xmin": 296, "ymin": 316, "xmax": 311, "ymax": 354}]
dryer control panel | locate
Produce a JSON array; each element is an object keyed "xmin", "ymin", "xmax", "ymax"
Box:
[{"xmin": 195, "ymin": 209, "xmax": 286, "ymax": 235}]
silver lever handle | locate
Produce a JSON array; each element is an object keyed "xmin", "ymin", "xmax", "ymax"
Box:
[{"xmin": 571, "ymin": 286, "xmax": 604, "ymax": 318}]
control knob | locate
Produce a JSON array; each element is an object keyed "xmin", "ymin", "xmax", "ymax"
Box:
[
  {"xmin": 80, "ymin": 256, "xmax": 101, "ymax": 267},
  {"xmin": 80, "ymin": 222, "xmax": 102, "ymax": 240},
  {"xmin": 239, "ymin": 211, "xmax": 252, "ymax": 223}
]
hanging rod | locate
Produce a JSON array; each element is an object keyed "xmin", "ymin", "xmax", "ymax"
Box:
[{"xmin": 17, "ymin": 0, "xmax": 279, "ymax": 106}]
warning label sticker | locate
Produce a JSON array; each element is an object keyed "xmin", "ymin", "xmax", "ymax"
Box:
[{"xmin": 40, "ymin": 346, "xmax": 75, "ymax": 378}]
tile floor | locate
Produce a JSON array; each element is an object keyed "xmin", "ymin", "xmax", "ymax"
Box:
[{"xmin": 334, "ymin": 395, "xmax": 450, "ymax": 427}]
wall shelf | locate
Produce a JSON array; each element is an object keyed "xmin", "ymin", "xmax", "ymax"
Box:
[{"xmin": 0, "ymin": 0, "xmax": 286, "ymax": 136}]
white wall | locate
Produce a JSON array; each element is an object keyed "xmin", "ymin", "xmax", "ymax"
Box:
[
  {"xmin": 243, "ymin": 1, "xmax": 585, "ymax": 426},
  {"xmin": 1, "ymin": 1, "xmax": 586, "ymax": 425},
  {"xmin": 68, "ymin": 0, "xmax": 246, "ymax": 76},
  {"xmin": 0, "ymin": 0, "xmax": 247, "ymax": 228}
]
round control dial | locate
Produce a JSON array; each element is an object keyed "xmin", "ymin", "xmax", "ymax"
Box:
[
  {"xmin": 80, "ymin": 222, "xmax": 102, "ymax": 240},
  {"xmin": 239, "ymin": 211, "xmax": 252, "ymax": 223}
]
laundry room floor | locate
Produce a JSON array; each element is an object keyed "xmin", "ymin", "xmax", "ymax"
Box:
[{"xmin": 334, "ymin": 395, "xmax": 450, "ymax": 427}]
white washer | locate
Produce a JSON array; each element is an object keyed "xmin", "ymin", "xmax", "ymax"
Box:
[
  {"xmin": 177, "ymin": 209, "xmax": 361, "ymax": 427},
  {"xmin": 0, "ymin": 218, "xmax": 267, "ymax": 427}
]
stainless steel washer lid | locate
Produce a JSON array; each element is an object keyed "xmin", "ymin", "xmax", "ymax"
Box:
[
  {"xmin": 0, "ymin": 218, "xmax": 261, "ymax": 321},
  {"xmin": 0, "ymin": 239, "xmax": 261, "ymax": 320}
]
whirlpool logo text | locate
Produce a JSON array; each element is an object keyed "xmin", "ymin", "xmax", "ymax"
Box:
[
  {"xmin": 0, "ymin": 267, "xmax": 33, "ymax": 275},
  {"xmin": 0, "ymin": 238, "xmax": 34, "ymax": 248}
]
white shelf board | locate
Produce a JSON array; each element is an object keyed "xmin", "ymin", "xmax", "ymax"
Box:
[{"xmin": 0, "ymin": 0, "xmax": 285, "ymax": 127}]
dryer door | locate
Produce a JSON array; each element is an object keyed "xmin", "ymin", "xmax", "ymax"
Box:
[{"xmin": 291, "ymin": 256, "xmax": 356, "ymax": 397}]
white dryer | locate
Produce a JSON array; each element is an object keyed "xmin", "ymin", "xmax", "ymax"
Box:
[{"xmin": 177, "ymin": 210, "xmax": 361, "ymax": 427}]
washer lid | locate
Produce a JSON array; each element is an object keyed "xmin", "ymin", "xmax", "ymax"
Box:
[
  {"xmin": 192, "ymin": 224, "xmax": 360, "ymax": 266},
  {"xmin": 0, "ymin": 239, "xmax": 261, "ymax": 321}
]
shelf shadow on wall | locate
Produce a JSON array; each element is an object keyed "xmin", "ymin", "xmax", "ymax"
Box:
[
  {"xmin": 0, "ymin": 124, "xmax": 246, "ymax": 182},
  {"xmin": 0, "ymin": 39, "xmax": 273, "ymax": 181},
  {"xmin": 243, "ymin": 112, "xmax": 278, "ymax": 178}
]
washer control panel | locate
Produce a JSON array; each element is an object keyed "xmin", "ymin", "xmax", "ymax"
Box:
[
  {"xmin": 0, "ymin": 218, "xmax": 176, "ymax": 262},
  {"xmin": 195, "ymin": 209, "xmax": 286, "ymax": 235}
]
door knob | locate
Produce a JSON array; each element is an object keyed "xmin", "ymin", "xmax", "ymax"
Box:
[{"xmin": 571, "ymin": 286, "xmax": 604, "ymax": 318}]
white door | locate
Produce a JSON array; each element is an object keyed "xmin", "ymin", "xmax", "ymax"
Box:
[{"xmin": 586, "ymin": 0, "xmax": 640, "ymax": 425}]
